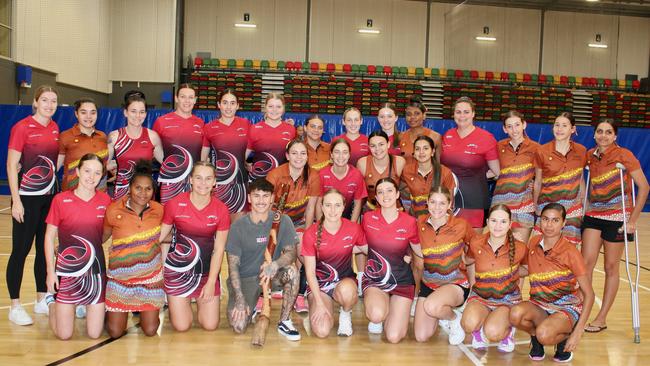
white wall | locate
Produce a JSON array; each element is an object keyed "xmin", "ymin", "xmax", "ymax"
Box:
[
  {"xmin": 617, "ymin": 16, "xmax": 650, "ymax": 80},
  {"xmin": 110, "ymin": 0, "xmax": 177, "ymax": 82},
  {"xmin": 15, "ymin": 0, "xmax": 112, "ymax": 93},
  {"xmin": 184, "ymin": 0, "xmax": 307, "ymax": 62}
]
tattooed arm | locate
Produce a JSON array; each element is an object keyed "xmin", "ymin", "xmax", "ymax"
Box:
[
  {"xmin": 227, "ymin": 252, "xmax": 249, "ymax": 333},
  {"xmin": 259, "ymin": 244, "xmax": 297, "ymax": 283}
]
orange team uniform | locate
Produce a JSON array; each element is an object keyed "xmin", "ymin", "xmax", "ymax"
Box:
[
  {"xmin": 466, "ymin": 233, "xmax": 527, "ymax": 310},
  {"xmin": 524, "ymin": 235, "xmax": 586, "ymax": 327},
  {"xmin": 362, "ymin": 156, "xmax": 401, "ymax": 211},
  {"xmin": 417, "ymin": 215, "xmax": 475, "ymax": 295},
  {"xmin": 401, "ymin": 159, "xmax": 456, "ymax": 219},
  {"xmin": 399, "ymin": 127, "xmax": 441, "ymax": 162},
  {"xmin": 266, "ymin": 163, "xmax": 321, "ymax": 231},
  {"xmin": 533, "ymin": 141, "xmax": 587, "ymax": 245},
  {"xmin": 492, "ymin": 137, "xmax": 540, "ymax": 229},
  {"xmin": 585, "ymin": 144, "xmax": 641, "ymax": 222},
  {"xmin": 306, "ymin": 141, "xmax": 331, "ymax": 172},
  {"xmin": 58, "ymin": 124, "xmax": 108, "ymax": 191}
]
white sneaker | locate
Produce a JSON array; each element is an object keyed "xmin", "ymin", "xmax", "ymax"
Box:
[
  {"xmin": 337, "ymin": 308, "xmax": 353, "ymax": 337},
  {"xmin": 34, "ymin": 295, "xmax": 51, "ymax": 315},
  {"xmin": 75, "ymin": 305, "xmax": 87, "ymax": 319},
  {"xmin": 277, "ymin": 319, "xmax": 301, "ymax": 341},
  {"xmin": 448, "ymin": 310, "xmax": 465, "ymax": 345},
  {"xmin": 471, "ymin": 328, "xmax": 488, "ymax": 350},
  {"xmin": 9, "ymin": 306, "xmax": 33, "ymax": 326},
  {"xmin": 356, "ymin": 272, "xmax": 364, "ymax": 297},
  {"xmin": 497, "ymin": 327, "xmax": 516, "ymax": 353},
  {"xmin": 367, "ymin": 321, "xmax": 383, "ymax": 334},
  {"xmin": 410, "ymin": 297, "xmax": 418, "ymax": 317},
  {"xmin": 438, "ymin": 318, "xmax": 451, "ymax": 333}
]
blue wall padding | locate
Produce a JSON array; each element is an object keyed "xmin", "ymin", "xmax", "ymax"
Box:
[{"xmin": 1, "ymin": 105, "xmax": 648, "ymax": 210}]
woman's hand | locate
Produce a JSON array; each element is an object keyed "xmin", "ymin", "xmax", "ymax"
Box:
[
  {"xmin": 11, "ymin": 199, "xmax": 24, "ymax": 223},
  {"xmin": 46, "ymin": 271, "xmax": 58, "ymax": 294}
]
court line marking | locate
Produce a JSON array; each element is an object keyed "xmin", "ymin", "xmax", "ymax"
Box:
[
  {"xmin": 0, "ymin": 301, "xmax": 34, "ymax": 310},
  {"xmin": 593, "ymin": 268, "xmax": 650, "ymax": 292},
  {"xmin": 0, "ymin": 207, "xmax": 9, "ymax": 212}
]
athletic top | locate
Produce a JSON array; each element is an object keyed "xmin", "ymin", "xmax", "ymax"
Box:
[
  {"xmin": 319, "ymin": 165, "xmax": 367, "ymax": 219},
  {"xmin": 8, "ymin": 116, "xmax": 60, "ymax": 196},
  {"xmin": 58, "ymin": 124, "xmax": 108, "ymax": 191},
  {"xmin": 441, "ymin": 127, "xmax": 498, "ymax": 210},
  {"xmin": 586, "ymin": 145, "xmax": 641, "ymax": 222},
  {"xmin": 153, "ymin": 112, "xmax": 206, "ymax": 204},
  {"xmin": 113, "ymin": 127, "xmax": 155, "ymax": 200},
  {"xmin": 401, "ymin": 160, "xmax": 456, "ymax": 219},
  {"xmin": 466, "ymin": 233, "xmax": 527, "ymax": 301},
  {"xmin": 266, "ymin": 163, "xmax": 321, "ymax": 230},
  {"xmin": 203, "ymin": 116, "xmax": 251, "ymax": 213},
  {"xmin": 417, "ymin": 215, "xmax": 475, "ymax": 290},
  {"xmin": 525, "ymin": 235, "xmax": 585, "ymax": 307},
  {"xmin": 387, "ymin": 134, "xmax": 402, "ymax": 156},
  {"xmin": 246, "ymin": 121, "xmax": 296, "ymax": 181},
  {"xmin": 399, "ymin": 127, "xmax": 441, "ymax": 162},
  {"xmin": 301, "ymin": 219, "xmax": 366, "ymax": 286},
  {"xmin": 492, "ymin": 138, "xmax": 540, "ymax": 216},
  {"xmin": 306, "ymin": 141, "xmax": 331, "ymax": 171},
  {"xmin": 333, "ymin": 134, "xmax": 369, "ymax": 167},
  {"xmin": 362, "ymin": 156, "xmax": 401, "ymax": 210},
  {"xmin": 45, "ymin": 190, "xmax": 111, "ymax": 300},
  {"xmin": 163, "ymin": 192, "xmax": 230, "ymax": 295},
  {"xmin": 362, "ymin": 210, "xmax": 419, "ymax": 288}
]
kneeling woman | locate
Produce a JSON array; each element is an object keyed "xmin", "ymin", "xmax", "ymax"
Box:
[
  {"xmin": 161, "ymin": 162, "xmax": 230, "ymax": 331},
  {"xmin": 44, "ymin": 154, "xmax": 111, "ymax": 339},
  {"xmin": 103, "ymin": 161, "xmax": 165, "ymax": 338},
  {"xmin": 509, "ymin": 203, "xmax": 594, "ymax": 362},
  {"xmin": 361, "ymin": 178, "xmax": 421, "ymax": 343},
  {"xmin": 461, "ymin": 204, "xmax": 526, "ymax": 352},
  {"xmin": 303, "ymin": 189, "xmax": 366, "ymax": 337},
  {"xmin": 413, "ymin": 186, "xmax": 475, "ymax": 345}
]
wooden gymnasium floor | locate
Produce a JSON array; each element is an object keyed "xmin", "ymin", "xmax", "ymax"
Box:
[{"xmin": 0, "ymin": 195, "xmax": 648, "ymax": 366}]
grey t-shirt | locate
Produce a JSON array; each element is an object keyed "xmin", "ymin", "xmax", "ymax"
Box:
[{"xmin": 225, "ymin": 213, "xmax": 298, "ymax": 278}]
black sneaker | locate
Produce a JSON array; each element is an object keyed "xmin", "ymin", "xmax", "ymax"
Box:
[
  {"xmin": 529, "ymin": 335, "xmax": 545, "ymax": 361},
  {"xmin": 277, "ymin": 319, "xmax": 301, "ymax": 341},
  {"xmin": 553, "ymin": 339, "xmax": 573, "ymax": 363}
]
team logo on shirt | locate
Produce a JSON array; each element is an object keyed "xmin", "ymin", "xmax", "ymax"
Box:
[
  {"xmin": 63, "ymin": 199, "xmax": 73, "ymax": 203},
  {"xmin": 256, "ymin": 237, "xmax": 268, "ymax": 244}
]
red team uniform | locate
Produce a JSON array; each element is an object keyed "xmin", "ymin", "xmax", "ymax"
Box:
[
  {"xmin": 361, "ymin": 210, "xmax": 420, "ymax": 300},
  {"xmin": 45, "ymin": 190, "xmax": 111, "ymax": 304},
  {"xmin": 318, "ymin": 165, "xmax": 368, "ymax": 219},
  {"xmin": 203, "ymin": 116, "xmax": 251, "ymax": 213},
  {"xmin": 162, "ymin": 193, "xmax": 230, "ymax": 298},
  {"xmin": 301, "ymin": 219, "xmax": 366, "ymax": 296},
  {"xmin": 153, "ymin": 112, "xmax": 206, "ymax": 204},
  {"xmin": 246, "ymin": 121, "xmax": 296, "ymax": 181},
  {"xmin": 113, "ymin": 128, "xmax": 155, "ymax": 200},
  {"xmin": 333, "ymin": 134, "xmax": 369, "ymax": 167}
]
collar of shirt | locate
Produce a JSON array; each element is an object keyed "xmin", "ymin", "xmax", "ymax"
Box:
[
  {"xmin": 72, "ymin": 123, "xmax": 98, "ymax": 137},
  {"xmin": 508, "ymin": 138, "xmax": 526, "ymax": 154},
  {"xmin": 427, "ymin": 215, "xmax": 450, "ymax": 235},
  {"xmin": 125, "ymin": 198, "xmax": 151, "ymax": 218}
]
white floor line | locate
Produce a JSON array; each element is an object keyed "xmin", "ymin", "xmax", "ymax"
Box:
[
  {"xmin": 0, "ymin": 207, "xmax": 10, "ymax": 212},
  {"xmin": 593, "ymin": 268, "xmax": 650, "ymax": 292},
  {"xmin": 0, "ymin": 253, "xmax": 34, "ymax": 256},
  {"xmin": 595, "ymin": 295, "xmax": 603, "ymax": 309},
  {"xmin": 0, "ymin": 236, "xmax": 12, "ymax": 238},
  {"xmin": 0, "ymin": 301, "xmax": 35, "ymax": 310},
  {"xmin": 457, "ymin": 343, "xmax": 484, "ymax": 366}
]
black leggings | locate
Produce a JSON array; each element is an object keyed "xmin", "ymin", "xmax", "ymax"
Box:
[{"xmin": 6, "ymin": 195, "xmax": 53, "ymax": 299}]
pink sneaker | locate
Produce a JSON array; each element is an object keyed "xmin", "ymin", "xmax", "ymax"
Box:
[
  {"xmin": 271, "ymin": 290, "xmax": 283, "ymax": 300},
  {"xmin": 294, "ymin": 295, "xmax": 308, "ymax": 313}
]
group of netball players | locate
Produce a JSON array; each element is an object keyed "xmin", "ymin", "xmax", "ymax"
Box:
[{"xmin": 6, "ymin": 83, "xmax": 648, "ymax": 363}]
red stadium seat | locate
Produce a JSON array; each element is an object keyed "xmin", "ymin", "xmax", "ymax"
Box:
[
  {"xmin": 604, "ymin": 79, "xmax": 612, "ymax": 88},
  {"xmin": 560, "ymin": 75, "xmax": 569, "ymax": 85},
  {"xmin": 632, "ymin": 80, "xmax": 640, "ymax": 89},
  {"xmin": 500, "ymin": 72, "xmax": 509, "ymax": 81},
  {"xmin": 538, "ymin": 74, "xmax": 547, "ymax": 83},
  {"xmin": 485, "ymin": 71, "xmax": 494, "ymax": 81},
  {"xmin": 342, "ymin": 64, "xmax": 352, "ymax": 73},
  {"xmin": 455, "ymin": 69, "xmax": 463, "ymax": 78},
  {"xmin": 383, "ymin": 66, "xmax": 393, "ymax": 75},
  {"xmin": 470, "ymin": 70, "xmax": 479, "ymax": 79},
  {"xmin": 367, "ymin": 65, "xmax": 377, "ymax": 74},
  {"xmin": 194, "ymin": 57, "xmax": 203, "ymax": 68},
  {"xmin": 310, "ymin": 62, "xmax": 319, "ymax": 72},
  {"xmin": 523, "ymin": 73, "xmax": 531, "ymax": 82},
  {"xmin": 326, "ymin": 63, "xmax": 335, "ymax": 72}
]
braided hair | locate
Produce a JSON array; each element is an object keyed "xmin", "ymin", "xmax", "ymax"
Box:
[{"xmin": 487, "ymin": 204, "xmax": 515, "ymax": 266}]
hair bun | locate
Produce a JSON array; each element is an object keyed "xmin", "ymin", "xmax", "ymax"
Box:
[{"xmin": 133, "ymin": 159, "xmax": 153, "ymax": 175}]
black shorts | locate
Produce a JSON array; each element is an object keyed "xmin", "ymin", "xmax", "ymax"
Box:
[
  {"xmin": 419, "ymin": 282, "xmax": 470, "ymax": 304},
  {"xmin": 582, "ymin": 215, "xmax": 634, "ymax": 243}
]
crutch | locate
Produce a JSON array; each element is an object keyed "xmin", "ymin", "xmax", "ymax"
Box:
[
  {"xmin": 616, "ymin": 162, "xmax": 641, "ymax": 343},
  {"xmin": 583, "ymin": 166, "xmax": 590, "ymax": 212}
]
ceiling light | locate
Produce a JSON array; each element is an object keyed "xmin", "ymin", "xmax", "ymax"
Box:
[
  {"xmin": 588, "ymin": 43, "xmax": 608, "ymax": 48},
  {"xmin": 358, "ymin": 29, "xmax": 380, "ymax": 34},
  {"xmin": 234, "ymin": 23, "xmax": 257, "ymax": 28},
  {"xmin": 476, "ymin": 36, "xmax": 496, "ymax": 41}
]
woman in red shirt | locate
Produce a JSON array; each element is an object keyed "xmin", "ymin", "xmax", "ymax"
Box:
[
  {"xmin": 333, "ymin": 107, "xmax": 369, "ymax": 166},
  {"xmin": 377, "ymin": 103, "xmax": 402, "ymax": 156}
]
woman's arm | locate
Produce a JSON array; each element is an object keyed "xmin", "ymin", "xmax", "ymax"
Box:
[
  {"xmin": 486, "ymin": 159, "xmax": 500, "ymax": 179},
  {"xmin": 533, "ymin": 168, "xmax": 543, "ymax": 205},
  {"xmin": 200, "ymin": 229, "xmax": 228, "ymax": 300},
  {"xmin": 159, "ymin": 223, "xmax": 174, "ymax": 261},
  {"xmin": 303, "ymin": 255, "xmax": 330, "ymax": 322},
  {"xmin": 7, "ymin": 149, "xmax": 23, "ymax": 222},
  {"xmin": 44, "ymin": 224, "xmax": 59, "ymax": 293},
  {"xmin": 564, "ymin": 274, "xmax": 595, "ymax": 352},
  {"xmin": 304, "ymin": 196, "xmax": 318, "ymax": 230},
  {"xmin": 350, "ymin": 199, "xmax": 363, "ymax": 223},
  {"xmin": 200, "ymin": 146, "xmax": 211, "ymax": 162},
  {"xmin": 149, "ymin": 129, "xmax": 164, "ymax": 164}
]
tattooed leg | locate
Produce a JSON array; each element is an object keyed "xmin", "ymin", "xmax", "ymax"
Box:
[{"xmin": 273, "ymin": 264, "xmax": 299, "ymax": 321}]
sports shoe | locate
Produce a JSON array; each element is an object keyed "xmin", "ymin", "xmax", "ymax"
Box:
[
  {"xmin": 75, "ymin": 305, "xmax": 87, "ymax": 319},
  {"xmin": 252, "ymin": 296, "xmax": 264, "ymax": 322},
  {"xmin": 34, "ymin": 295, "xmax": 52, "ymax": 315},
  {"xmin": 357, "ymin": 272, "xmax": 364, "ymax": 297},
  {"xmin": 367, "ymin": 321, "xmax": 383, "ymax": 334},
  {"xmin": 271, "ymin": 290, "xmax": 283, "ymax": 300},
  {"xmin": 553, "ymin": 339, "xmax": 573, "ymax": 363},
  {"xmin": 294, "ymin": 295, "xmax": 308, "ymax": 313},
  {"xmin": 471, "ymin": 328, "xmax": 488, "ymax": 350},
  {"xmin": 438, "ymin": 318, "xmax": 451, "ymax": 333},
  {"xmin": 337, "ymin": 308, "xmax": 353, "ymax": 337},
  {"xmin": 410, "ymin": 297, "xmax": 418, "ymax": 317},
  {"xmin": 448, "ymin": 310, "xmax": 465, "ymax": 345},
  {"xmin": 277, "ymin": 319, "xmax": 301, "ymax": 341},
  {"xmin": 497, "ymin": 327, "xmax": 516, "ymax": 353},
  {"xmin": 529, "ymin": 335, "xmax": 545, "ymax": 361},
  {"xmin": 9, "ymin": 306, "xmax": 33, "ymax": 326}
]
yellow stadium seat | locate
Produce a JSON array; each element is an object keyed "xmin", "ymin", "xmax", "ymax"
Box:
[
  {"xmin": 219, "ymin": 59, "xmax": 229, "ymax": 68},
  {"xmin": 439, "ymin": 68, "xmax": 447, "ymax": 78},
  {"xmin": 319, "ymin": 63, "xmax": 327, "ymax": 72},
  {"xmin": 335, "ymin": 64, "xmax": 343, "ymax": 73},
  {"xmin": 269, "ymin": 60, "xmax": 278, "ymax": 70},
  {"xmin": 407, "ymin": 67, "xmax": 416, "ymax": 76},
  {"xmin": 236, "ymin": 59, "xmax": 244, "ymax": 68},
  {"xmin": 424, "ymin": 68, "xmax": 431, "ymax": 77},
  {"xmin": 516, "ymin": 73, "xmax": 524, "ymax": 82},
  {"xmin": 252, "ymin": 60, "xmax": 261, "ymax": 68},
  {"xmin": 478, "ymin": 71, "xmax": 486, "ymax": 79}
]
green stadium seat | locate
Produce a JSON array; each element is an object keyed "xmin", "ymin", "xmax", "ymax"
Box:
[
  {"xmin": 227, "ymin": 59, "xmax": 236, "ymax": 68},
  {"xmin": 243, "ymin": 59, "xmax": 253, "ymax": 68},
  {"xmin": 260, "ymin": 60, "xmax": 270, "ymax": 69},
  {"xmin": 277, "ymin": 60, "xmax": 286, "ymax": 70},
  {"xmin": 415, "ymin": 67, "xmax": 424, "ymax": 77},
  {"xmin": 431, "ymin": 68, "xmax": 440, "ymax": 76}
]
